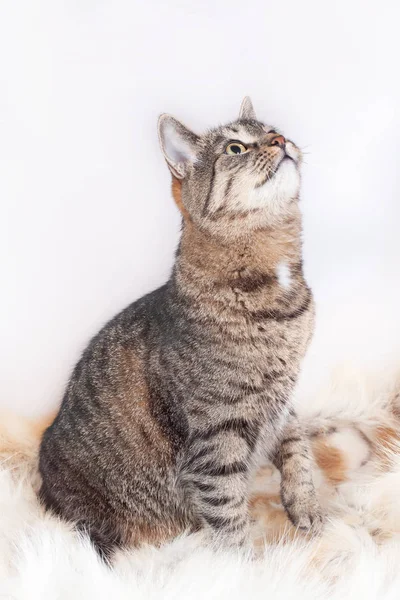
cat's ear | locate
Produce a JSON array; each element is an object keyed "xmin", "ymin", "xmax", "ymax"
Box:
[
  {"xmin": 158, "ymin": 115, "xmax": 200, "ymax": 179},
  {"xmin": 239, "ymin": 96, "xmax": 257, "ymax": 120}
]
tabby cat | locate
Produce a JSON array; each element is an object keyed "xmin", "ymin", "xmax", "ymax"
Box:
[{"xmin": 39, "ymin": 97, "xmax": 323, "ymax": 558}]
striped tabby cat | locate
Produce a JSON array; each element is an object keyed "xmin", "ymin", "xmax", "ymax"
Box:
[{"xmin": 39, "ymin": 97, "xmax": 323, "ymax": 558}]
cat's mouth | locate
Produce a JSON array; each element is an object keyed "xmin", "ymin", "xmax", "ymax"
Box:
[
  {"xmin": 283, "ymin": 141, "xmax": 301, "ymax": 164},
  {"xmin": 255, "ymin": 154, "xmax": 296, "ymax": 188},
  {"xmin": 279, "ymin": 154, "xmax": 294, "ymax": 166},
  {"xmin": 275, "ymin": 149, "xmax": 299, "ymax": 173}
]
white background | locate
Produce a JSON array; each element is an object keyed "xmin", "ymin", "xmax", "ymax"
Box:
[{"xmin": 1, "ymin": 0, "xmax": 400, "ymax": 417}]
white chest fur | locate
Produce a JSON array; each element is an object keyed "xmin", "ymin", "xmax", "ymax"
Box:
[{"xmin": 276, "ymin": 261, "xmax": 291, "ymax": 290}]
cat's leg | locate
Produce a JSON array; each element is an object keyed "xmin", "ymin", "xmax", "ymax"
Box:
[
  {"xmin": 182, "ymin": 429, "xmax": 251, "ymax": 548},
  {"xmin": 273, "ymin": 410, "xmax": 324, "ymax": 534}
]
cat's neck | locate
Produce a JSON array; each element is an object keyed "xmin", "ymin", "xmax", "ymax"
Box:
[{"xmin": 175, "ymin": 210, "xmax": 303, "ymax": 285}]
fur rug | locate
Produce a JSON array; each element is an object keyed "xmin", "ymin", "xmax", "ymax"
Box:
[{"xmin": 1, "ymin": 364, "xmax": 400, "ymax": 599}]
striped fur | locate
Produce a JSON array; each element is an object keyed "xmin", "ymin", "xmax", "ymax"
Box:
[{"xmin": 39, "ymin": 98, "xmax": 322, "ymax": 558}]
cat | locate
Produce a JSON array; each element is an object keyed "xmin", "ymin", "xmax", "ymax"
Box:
[{"xmin": 39, "ymin": 97, "xmax": 323, "ymax": 559}]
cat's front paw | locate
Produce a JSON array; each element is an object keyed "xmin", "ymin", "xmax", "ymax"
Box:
[{"xmin": 283, "ymin": 490, "xmax": 324, "ymax": 535}]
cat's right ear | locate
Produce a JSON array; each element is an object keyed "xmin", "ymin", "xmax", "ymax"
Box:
[{"xmin": 158, "ymin": 115, "xmax": 200, "ymax": 179}]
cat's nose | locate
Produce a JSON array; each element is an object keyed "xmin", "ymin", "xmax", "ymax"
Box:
[{"xmin": 270, "ymin": 134, "xmax": 286, "ymax": 148}]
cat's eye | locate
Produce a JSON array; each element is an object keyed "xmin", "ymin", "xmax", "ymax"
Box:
[{"xmin": 225, "ymin": 142, "xmax": 248, "ymax": 155}]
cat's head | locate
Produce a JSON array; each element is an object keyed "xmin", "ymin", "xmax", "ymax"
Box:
[{"xmin": 158, "ymin": 97, "xmax": 302, "ymax": 237}]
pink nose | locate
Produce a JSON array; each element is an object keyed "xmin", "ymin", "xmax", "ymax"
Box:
[{"xmin": 270, "ymin": 134, "xmax": 286, "ymax": 148}]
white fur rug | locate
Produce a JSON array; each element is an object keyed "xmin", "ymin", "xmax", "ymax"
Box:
[{"xmin": 2, "ymin": 273, "xmax": 400, "ymax": 598}]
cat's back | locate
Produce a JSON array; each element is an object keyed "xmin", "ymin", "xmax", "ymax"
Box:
[
  {"xmin": 41, "ymin": 282, "xmax": 172, "ymax": 445},
  {"xmin": 39, "ymin": 283, "xmax": 189, "ymax": 544}
]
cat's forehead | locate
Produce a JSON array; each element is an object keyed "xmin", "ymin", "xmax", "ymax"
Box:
[{"xmin": 205, "ymin": 120, "xmax": 273, "ymax": 146}]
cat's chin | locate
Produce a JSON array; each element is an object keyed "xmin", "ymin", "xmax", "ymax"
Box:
[
  {"xmin": 274, "ymin": 157, "xmax": 300, "ymax": 192},
  {"xmin": 246, "ymin": 160, "xmax": 300, "ymax": 216}
]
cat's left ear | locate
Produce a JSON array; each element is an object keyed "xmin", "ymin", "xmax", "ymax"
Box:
[
  {"xmin": 158, "ymin": 115, "xmax": 200, "ymax": 179},
  {"xmin": 239, "ymin": 96, "xmax": 257, "ymax": 120}
]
